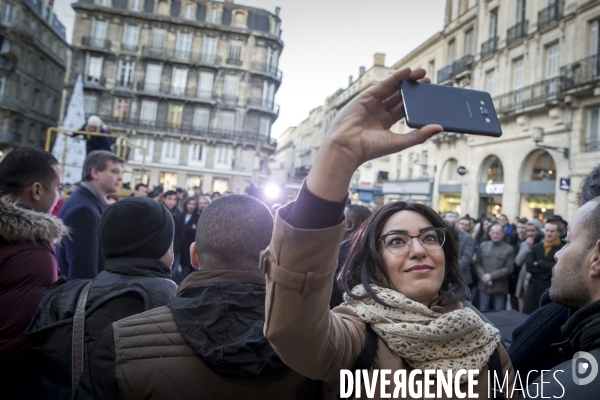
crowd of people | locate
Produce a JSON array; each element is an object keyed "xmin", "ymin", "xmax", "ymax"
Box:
[{"xmin": 1, "ymin": 67, "xmax": 599, "ymax": 399}]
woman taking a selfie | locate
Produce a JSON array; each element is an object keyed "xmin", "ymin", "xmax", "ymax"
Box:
[{"xmin": 261, "ymin": 68, "xmax": 515, "ymax": 398}]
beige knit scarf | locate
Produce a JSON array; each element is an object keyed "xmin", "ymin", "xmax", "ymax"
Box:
[{"xmin": 344, "ymin": 285, "xmax": 501, "ymax": 381}]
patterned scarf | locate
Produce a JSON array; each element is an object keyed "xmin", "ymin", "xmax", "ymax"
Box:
[{"xmin": 344, "ymin": 285, "xmax": 501, "ymax": 382}]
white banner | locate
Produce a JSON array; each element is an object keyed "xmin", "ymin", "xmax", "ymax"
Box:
[{"xmin": 52, "ymin": 74, "xmax": 87, "ymax": 185}]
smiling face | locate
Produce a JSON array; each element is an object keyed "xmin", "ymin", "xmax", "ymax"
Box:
[{"xmin": 378, "ymin": 210, "xmax": 446, "ymax": 306}]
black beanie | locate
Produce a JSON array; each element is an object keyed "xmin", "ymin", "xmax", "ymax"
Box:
[{"xmin": 99, "ymin": 197, "xmax": 174, "ymax": 259}]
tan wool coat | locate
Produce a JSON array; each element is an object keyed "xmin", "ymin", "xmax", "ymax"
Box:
[{"xmin": 262, "ymin": 203, "xmax": 516, "ymax": 400}]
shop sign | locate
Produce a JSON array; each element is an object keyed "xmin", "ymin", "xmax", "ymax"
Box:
[
  {"xmin": 485, "ymin": 183, "xmax": 504, "ymax": 195},
  {"xmin": 559, "ymin": 178, "xmax": 570, "ymax": 191},
  {"xmin": 457, "ymin": 166, "xmax": 467, "ymax": 176}
]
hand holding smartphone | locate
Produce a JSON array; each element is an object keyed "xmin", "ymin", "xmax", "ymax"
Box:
[{"xmin": 400, "ymin": 80, "xmax": 502, "ymax": 137}]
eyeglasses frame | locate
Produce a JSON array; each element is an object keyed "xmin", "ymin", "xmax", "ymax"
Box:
[{"xmin": 378, "ymin": 227, "xmax": 448, "ymax": 255}]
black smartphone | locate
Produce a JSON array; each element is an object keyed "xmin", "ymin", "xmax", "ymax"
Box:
[{"xmin": 399, "ymin": 80, "xmax": 502, "ymax": 137}]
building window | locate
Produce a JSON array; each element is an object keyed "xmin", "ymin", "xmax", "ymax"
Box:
[
  {"xmin": 0, "ymin": 39, "xmax": 9, "ymax": 55},
  {"xmin": 175, "ymin": 32, "xmax": 192, "ymax": 60},
  {"xmin": 96, "ymin": 0, "xmax": 110, "ymax": 5},
  {"xmin": 90, "ymin": 19, "xmax": 108, "ymax": 47},
  {"xmin": 513, "ymin": 58, "xmax": 524, "ymax": 106},
  {"xmin": 465, "ymin": 29, "xmax": 474, "ymax": 55},
  {"xmin": 130, "ymin": 0, "xmax": 142, "ymax": 11},
  {"xmin": 85, "ymin": 55, "xmax": 104, "ymax": 84},
  {"xmin": 514, "ymin": 0, "xmax": 525, "ymax": 24},
  {"xmin": 232, "ymin": 10, "xmax": 246, "ymax": 27},
  {"xmin": 208, "ymin": 7, "xmax": 221, "ymax": 23},
  {"xmin": 134, "ymin": 137, "xmax": 154, "ymax": 161},
  {"xmin": 114, "ymin": 98, "xmax": 129, "ymax": 122},
  {"xmin": 159, "ymin": 172, "xmax": 178, "ymax": 190},
  {"xmin": 201, "ymin": 36, "xmax": 218, "ymax": 63},
  {"xmin": 217, "ymin": 111, "xmax": 235, "ymax": 133},
  {"xmin": 144, "ymin": 64, "xmax": 162, "ymax": 92},
  {"xmin": 84, "ymin": 94, "xmax": 98, "ymax": 115},
  {"xmin": 269, "ymin": 18, "xmax": 280, "ymax": 36},
  {"xmin": 161, "ymin": 140, "xmax": 181, "ymax": 164},
  {"xmin": 188, "ymin": 143, "xmax": 205, "ymax": 165},
  {"xmin": 214, "ymin": 146, "xmax": 232, "ymax": 170},
  {"xmin": 149, "ymin": 28, "xmax": 166, "ymax": 54},
  {"xmin": 488, "ymin": 8, "xmax": 498, "ymax": 39},
  {"xmin": 2, "ymin": 2, "xmax": 14, "ymax": 25},
  {"xmin": 0, "ymin": 76, "xmax": 6, "ymax": 100},
  {"xmin": 171, "ymin": 67, "xmax": 188, "ymax": 96},
  {"xmin": 222, "ymin": 75, "xmax": 239, "ymax": 102},
  {"xmin": 227, "ymin": 40, "xmax": 243, "ymax": 65},
  {"xmin": 259, "ymin": 117, "xmax": 270, "ymax": 137},
  {"xmin": 192, "ymin": 108, "xmax": 210, "ymax": 131},
  {"xmin": 451, "ymin": 0, "xmax": 459, "ymax": 21},
  {"xmin": 117, "ymin": 60, "xmax": 135, "ymax": 87},
  {"xmin": 168, "ymin": 104, "xmax": 183, "ymax": 129},
  {"xmin": 587, "ymin": 108, "xmax": 600, "ymax": 152},
  {"xmin": 262, "ymin": 81, "xmax": 275, "ymax": 108},
  {"xmin": 197, "ymin": 71, "xmax": 214, "ymax": 99},
  {"xmin": 448, "ymin": 40, "xmax": 456, "ymax": 63},
  {"xmin": 122, "ymin": 24, "xmax": 140, "ymax": 51},
  {"xmin": 139, "ymin": 100, "xmax": 158, "ymax": 127},
  {"xmin": 183, "ymin": 3, "xmax": 195, "ymax": 19},
  {"xmin": 546, "ymin": 43, "xmax": 559, "ymax": 96},
  {"xmin": 486, "ymin": 69, "xmax": 495, "ymax": 97}
]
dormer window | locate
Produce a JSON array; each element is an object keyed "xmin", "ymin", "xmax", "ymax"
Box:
[
  {"xmin": 207, "ymin": 5, "xmax": 221, "ymax": 23},
  {"xmin": 183, "ymin": 3, "xmax": 195, "ymax": 20}
]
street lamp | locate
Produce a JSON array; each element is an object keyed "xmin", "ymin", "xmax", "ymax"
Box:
[{"xmin": 532, "ymin": 127, "xmax": 569, "ymax": 159}]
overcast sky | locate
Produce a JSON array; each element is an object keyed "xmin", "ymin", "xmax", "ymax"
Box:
[{"xmin": 54, "ymin": 0, "xmax": 447, "ymax": 139}]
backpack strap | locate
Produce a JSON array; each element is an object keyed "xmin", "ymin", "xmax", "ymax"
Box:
[
  {"xmin": 71, "ymin": 281, "xmax": 92, "ymax": 398},
  {"xmin": 488, "ymin": 348, "xmax": 506, "ymax": 400},
  {"xmin": 340, "ymin": 324, "xmax": 378, "ymax": 399}
]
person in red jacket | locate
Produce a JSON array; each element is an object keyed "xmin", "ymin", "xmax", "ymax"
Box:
[{"xmin": 0, "ymin": 147, "xmax": 66, "ymax": 400}]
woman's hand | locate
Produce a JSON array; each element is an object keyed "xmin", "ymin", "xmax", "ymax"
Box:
[{"xmin": 306, "ymin": 67, "xmax": 443, "ymax": 202}]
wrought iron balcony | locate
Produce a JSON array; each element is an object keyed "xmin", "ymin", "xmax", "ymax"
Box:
[
  {"xmin": 248, "ymin": 97, "xmax": 280, "ymax": 114},
  {"xmin": 137, "ymin": 81, "xmax": 161, "ymax": 93},
  {"xmin": 493, "ymin": 77, "xmax": 561, "ymax": 114},
  {"xmin": 83, "ymin": 76, "xmax": 106, "ymax": 87},
  {"xmin": 115, "ymin": 79, "xmax": 134, "ymax": 89},
  {"xmin": 481, "ymin": 37, "xmax": 498, "ymax": 59},
  {"xmin": 196, "ymin": 90, "xmax": 214, "ymax": 100},
  {"xmin": 82, "ymin": 36, "xmax": 111, "ymax": 50},
  {"xmin": 121, "ymin": 42, "xmax": 138, "ymax": 52},
  {"xmin": 142, "ymin": 45, "xmax": 165, "ymax": 57},
  {"xmin": 560, "ymin": 55, "xmax": 600, "ymax": 91},
  {"xmin": 174, "ymin": 49, "xmax": 191, "ymax": 60},
  {"xmin": 507, "ymin": 20, "xmax": 528, "ymax": 46},
  {"xmin": 226, "ymin": 58, "xmax": 243, "ymax": 66},
  {"xmin": 436, "ymin": 55, "xmax": 474, "ymax": 83},
  {"xmin": 251, "ymin": 62, "xmax": 282, "ymax": 80},
  {"xmin": 222, "ymin": 94, "xmax": 238, "ymax": 103},
  {"xmin": 170, "ymin": 85, "xmax": 187, "ymax": 96},
  {"xmin": 538, "ymin": 1, "xmax": 564, "ymax": 30}
]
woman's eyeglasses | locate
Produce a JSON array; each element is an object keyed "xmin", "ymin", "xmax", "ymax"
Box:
[{"xmin": 379, "ymin": 228, "xmax": 447, "ymax": 255}]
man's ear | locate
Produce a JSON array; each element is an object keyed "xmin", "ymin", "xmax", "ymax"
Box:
[
  {"xmin": 590, "ymin": 239, "xmax": 600, "ymax": 277},
  {"xmin": 30, "ymin": 182, "xmax": 43, "ymax": 202},
  {"xmin": 346, "ymin": 219, "xmax": 355, "ymax": 232},
  {"xmin": 190, "ymin": 242, "xmax": 200, "ymax": 270}
]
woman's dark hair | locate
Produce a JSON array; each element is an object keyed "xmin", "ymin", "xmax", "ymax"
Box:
[
  {"xmin": 182, "ymin": 196, "xmax": 198, "ymax": 215},
  {"xmin": 340, "ymin": 201, "xmax": 469, "ymax": 308},
  {"xmin": 474, "ymin": 217, "xmax": 491, "ymax": 242}
]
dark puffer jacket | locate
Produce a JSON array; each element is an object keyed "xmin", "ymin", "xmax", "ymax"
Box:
[
  {"xmin": 0, "ymin": 197, "xmax": 66, "ymax": 399},
  {"xmin": 27, "ymin": 258, "xmax": 177, "ymax": 399},
  {"xmin": 75, "ymin": 270, "xmax": 323, "ymax": 400}
]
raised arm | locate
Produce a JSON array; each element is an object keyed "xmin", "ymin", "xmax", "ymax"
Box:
[{"xmin": 262, "ymin": 68, "xmax": 442, "ymax": 383}]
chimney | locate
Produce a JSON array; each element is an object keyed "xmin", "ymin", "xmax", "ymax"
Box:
[
  {"xmin": 359, "ymin": 66, "xmax": 365, "ymax": 76},
  {"xmin": 275, "ymin": 7, "xmax": 281, "ymax": 16},
  {"xmin": 373, "ymin": 52, "xmax": 386, "ymax": 66},
  {"xmin": 349, "ymin": 75, "xmax": 353, "ymax": 86}
]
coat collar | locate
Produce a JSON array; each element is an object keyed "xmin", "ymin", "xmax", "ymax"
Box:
[
  {"xmin": 177, "ymin": 270, "xmax": 265, "ymax": 296},
  {"xmin": 104, "ymin": 257, "xmax": 172, "ymax": 279},
  {"xmin": 0, "ymin": 195, "xmax": 68, "ymax": 244}
]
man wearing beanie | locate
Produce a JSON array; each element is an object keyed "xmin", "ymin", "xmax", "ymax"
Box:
[
  {"xmin": 75, "ymin": 195, "xmax": 322, "ymax": 400},
  {"xmin": 80, "ymin": 115, "xmax": 112, "ymax": 155},
  {"xmin": 27, "ymin": 197, "xmax": 177, "ymax": 399}
]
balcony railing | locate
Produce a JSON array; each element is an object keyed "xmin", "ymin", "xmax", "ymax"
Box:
[
  {"xmin": 200, "ymin": 53, "xmax": 219, "ymax": 64},
  {"xmin": 222, "ymin": 94, "xmax": 238, "ymax": 103},
  {"xmin": 115, "ymin": 79, "xmax": 134, "ymax": 89},
  {"xmin": 560, "ymin": 55, "xmax": 600, "ymax": 91},
  {"xmin": 170, "ymin": 85, "xmax": 187, "ymax": 96},
  {"xmin": 507, "ymin": 20, "xmax": 528, "ymax": 46},
  {"xmin": 137, "ymin": 81, "xmax": 161, "ymax": 93},
  {"xmin": 248, "ymin": 97, "xmax": 280, "ymax": 114},
  {"xmin": 121, "ymin": 42, "xmax": 138, "ymax": 52},
  {"xmin": 493, "ymin": 77, "xmax": 561, "ymax": 114},
  {"xmin": 481, "ymin": 37, "xmax": 498, "ymax": 59},
  {"xmin": 83, "ymin": 76, "xmax": 106, "ymax": 87},
  {"xmin": 96, "ymin": 114, "xmax": 277, "ymax": 146},
  {"xmin": 226, "ymin": 57, "xmax": 243, "ymax": 66},
  {"xmin": 196, "ymin": 90, "xmax": 214, "ymax": 100},
  {"xmin": 251, "ymin": 62, "xmax": 283, "ymax": 80},
  {"xmin": 538, "ymin": 1, "xmax": 564, "ymax": 30},
  {"xmin": 436, "ymin": 55, "xmax": 474, "ymax": 83},
  {"xmin": 174, "ymin": 49, "xmax": 191, "ymax": 60},
  {"xmin": 82, "ymin": 36, "xmax": 111, "ymax": 50}
]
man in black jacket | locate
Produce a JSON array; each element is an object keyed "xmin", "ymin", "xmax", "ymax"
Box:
[
  {"xmin": 27, "ymin": 197, "xmax": 177, "ymax": 399},
  {"xmin": 75, "ymin": 195, "xmax": 321, "ymax": 400},
  {"xmin": 523, "ymin": 221, "xmax": 564, "ymax": 314},
  {"xmin": 522, "ymin": 197, "xmax": 600, "ymax": 398}
]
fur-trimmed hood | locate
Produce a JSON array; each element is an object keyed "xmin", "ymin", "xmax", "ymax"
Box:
[{"xmin": 0, "ymin": 196, "xmax": 68, "ymax": 244}]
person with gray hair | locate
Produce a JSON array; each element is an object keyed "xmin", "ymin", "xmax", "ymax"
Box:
[
  {"xmin": 57, "ymin": 151, "xmax": 124, "ymax": 279},
  {"xmin": 80, "ymin": 115, "xmax": 112, "ymax": 155}
]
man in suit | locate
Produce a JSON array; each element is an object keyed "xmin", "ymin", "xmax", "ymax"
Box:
[{"xmin": 57, "ymin": 151, "xmax": 124, "ymax": 279}]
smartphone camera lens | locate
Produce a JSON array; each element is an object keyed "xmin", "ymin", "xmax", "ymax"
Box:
[{"xmin": 480, "ymin": 107, "xmax": 489, "ymax": 116}]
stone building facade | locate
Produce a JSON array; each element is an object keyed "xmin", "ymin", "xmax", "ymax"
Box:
[
  {"xmin": 274, "ymin": 0, "xmax": 600, "ymax": 223},
  {"xmin": 68, "ymin": 0, "xmax": 282, "ymax": 194},
  {"xmin": 0, "ymin": 0, "xmax": 68, "ymax": 152}
]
